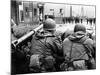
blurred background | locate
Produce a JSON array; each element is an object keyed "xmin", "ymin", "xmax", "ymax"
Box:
[{"xmin": 11, "ymin": 0, "xmax": 96, "ymax": 40}]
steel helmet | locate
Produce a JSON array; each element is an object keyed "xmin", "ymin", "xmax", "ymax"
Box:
[
  {"xmin": 74, "ymin": 24, "xmax": 86, "ymax": 33},
  {"xmin": 43, "ymin": 18, "xmax": 56, "ymax": 31}
]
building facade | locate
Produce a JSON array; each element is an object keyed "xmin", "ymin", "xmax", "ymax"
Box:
[{"xmin": 11, "ymin": 0, "xmax": 96, "ymax": 25}]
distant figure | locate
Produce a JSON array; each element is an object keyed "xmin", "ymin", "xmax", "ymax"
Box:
[
  {"xmin": 87, "ymin": 19, "xmax": 89, "ymax": 24},
  {"xmin": 81, "ymin": 19, "xmax": 83, "ymax": 23},
  {"xmin": 89, "ymin": 18, "xmax": 93, "ymax": 25},
  {"xmin": 75, "ymin": 17, "xmax": 79, "ymax": 24}
]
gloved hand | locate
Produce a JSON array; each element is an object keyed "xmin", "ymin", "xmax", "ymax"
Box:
[{"xmin": 73, "ymin": 60, "xmax": 87, "ymax": 70}]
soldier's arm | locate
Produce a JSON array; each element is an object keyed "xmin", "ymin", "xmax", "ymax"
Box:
[
  {"xmin": 46, "ymin": 38, "xmax": 64, "ymax": 63},
  {"xmin": 84, "ymin": 38, "xmax": 95, "ymax": 58},
  {"xmin": 63, "ymin": 38, "xmax": 72, "ymax": 61}
]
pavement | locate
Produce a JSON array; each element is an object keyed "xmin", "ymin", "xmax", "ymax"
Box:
[{"xmin": 56, "ymin": 22, "xmax": 95, "ymax": 33}]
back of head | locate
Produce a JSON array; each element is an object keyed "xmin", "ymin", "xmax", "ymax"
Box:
[
  {"xmin": 74, "ymin": 24, "xmax": 86, "ymax": 33},
  {"xmin": 43, "ymin": 18, "xmax": 56, "ymax": 31}
]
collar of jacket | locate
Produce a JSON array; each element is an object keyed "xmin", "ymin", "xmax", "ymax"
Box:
[
  {"xmin": 35, "ymin": 31, "xmax": 55, "ymax": 39},
  {"xmin": 68, "ymin": 31, "xmax": 86, "ymax": 41}
]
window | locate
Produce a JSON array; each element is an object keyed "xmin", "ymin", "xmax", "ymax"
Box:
[
  {"xmin": 25, "ymin": 7, "xmax": 29, "ymax": 17},
  {"xmin": 25, "ymin": 7, "xmax": 28, "ymax": 12},
  {"xmin": 60, "ymin": 8, "xmax": 62, "ymax": 13},
  {"xmin": 50, "ymin": 9, "xmax": 54, "ymax": 11},
  {"xmin": 20, "ymin": 11, "xmax": 24, "ymax": 22},
  {"xmin": 34, "ymin": 8, "xmax": 37, "ymax": 16}
]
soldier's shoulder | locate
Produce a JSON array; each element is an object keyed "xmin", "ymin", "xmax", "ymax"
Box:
[
  {"xmin": 63, "ymin": 38, "xmax": 70, "ymax": 43},
  {"xmin": 84, "ymin": 37, "xmax": 94, "ymax": 45},
  {"xmin": 46, "ymin": 36, "xmax": 55, "ymax": 42},
  {"xmin": 63, "ymin": 38, "xmax": 71, "ymax": 46}
]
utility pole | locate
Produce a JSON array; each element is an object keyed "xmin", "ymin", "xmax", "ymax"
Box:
[
  {"xmin": 70, "ymin": 5, "xmax": 72, "ymax": 17},
  {"xmin": 81, "ymin": 6, "xmax": 84, "ymax": 24},
  {"xmin": 81, "ymin": 6, "xmax": 84, "ymax": 18}
]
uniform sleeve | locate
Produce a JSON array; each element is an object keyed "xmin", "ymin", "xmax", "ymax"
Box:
[
  {"xmin": 84, "ymin": 38, "xmax": 95, "ymax": 58},
  {"xmin": 53, "ymin": 38, "xmax": 63, "ymax": 56},
  {"xmin": 46, "ymin": 37, "xmax": 64, "ymax": 64},
  {"xmin": 46, "ymin": 37, "xmax": 63, "ymax": 56},
  {"xmin": 63, "ymin": 38, "xmax": 72, "ymax": 61}
]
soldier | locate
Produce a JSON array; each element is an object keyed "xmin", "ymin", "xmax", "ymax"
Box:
[
  {"xmin": 29, "ymin": 18, "xmax": 64, "ymax": 72},
  {"xmin": 61, "ymin": 24, "xmax": 95, "ymax": 71}
]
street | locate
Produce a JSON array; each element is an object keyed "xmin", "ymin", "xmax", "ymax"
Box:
[{"xmin": 56, "ymin": 22, "xmax": 95, "ymax": 33}]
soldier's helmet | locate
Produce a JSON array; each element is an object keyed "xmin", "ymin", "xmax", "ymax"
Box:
[
  {"xmin": 43, "ymin": 18, "xmax": 56, "ymax": 31},
  {"xmin": 74, "ymin": 24, "xmax": 86, "ymax": 33}
]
